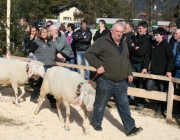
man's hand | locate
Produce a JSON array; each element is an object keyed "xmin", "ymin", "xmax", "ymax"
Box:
[
  {"xmin": 135, "ymin": 46, "xmax": 139, "ymax": 50},
  {"xmin": 57, "ymin": 53, "xmax": 66, "ymax": 63},
  {"xmin": 29, "ymin": 52, "xmax": 33, "ymax": 56},
  {"xmin": 141, "ymin": 69, "xmax": 147, "ymax": 74},
  {"xmin": 128, "ymin": 75, "xmax": 133, "ymax": 83},
  {"xmin": 30, "ymin": 34, "xmax": 35, "ymax": 40},
  {"xmin": 97, "ymin": 66, "xmax": 105, "ymax": 74},
  {"xmin": 166, "ymin": 72, "xmax": 172, "ymax": 77}
]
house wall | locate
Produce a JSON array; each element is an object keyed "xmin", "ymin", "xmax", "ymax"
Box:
[{"xmin": 59, "ymin": 7, "xmax": 83, "ymax": 23}]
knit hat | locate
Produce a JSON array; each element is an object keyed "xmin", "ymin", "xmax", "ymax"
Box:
[{"xmin": 169, "ymin": 21, "xmax": 176, "ymax": 27}]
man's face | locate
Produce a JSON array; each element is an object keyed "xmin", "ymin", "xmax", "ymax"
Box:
[
  {"xmin": 174, "ymin": 30, "xmax": 180, "ymax": 41},
  {"xmin": 169, "ymin": 26, "xmax": 177, "ymax": 33},
  {"xmin": 81, "ymin": 22, "xmax": 87, "ymax": 30},
  {"xmin": 31, "ymin": 27, "xmax": 38, "ymax": 36},
  {"xmin": 49, "ymin": 27, "xmax": 58, "ymax": 36},
  {"xmin": 110, "ymin": 24, "xmax": 124, "ymax": 42},
  {"xmin": 138, "ymin": 26, "xmax": 147, "ymax": 35},
  {"xmin": 19, "ymin": 19, "xmax": 26, "ymax": 26},
  {"xmin": 154, "ymin": 34, "xmax": 163, "ymax": 43},
  {"xmin": 124, "ymin": 24, "xmax": 132, "ymax": 34},
  {"xmin": 98, "ymin": 22, "xmax": 104, "ymax": 28}
]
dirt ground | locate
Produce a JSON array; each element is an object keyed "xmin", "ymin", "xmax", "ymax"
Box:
[{"xmin": 0, "ymin": 85, "xmax": 180, "ymax": 140}]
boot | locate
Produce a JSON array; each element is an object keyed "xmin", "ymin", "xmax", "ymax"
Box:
[{"xmin": 155, "ymin": 105, "xmax": 162, "ymax": 116}]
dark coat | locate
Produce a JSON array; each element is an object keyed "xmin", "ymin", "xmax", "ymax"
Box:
[
  {"xmin": 129, "ymin": 33, "xmax": 151, "ymax": 63},
  {"xmin": 143, "ymin": 39, "xmax": 174, "ymax": 75},
  {"xmin": 85, "ymin": 33, "xmax": 132, "ymax": 82},
  {"xmin": 93, "ymin": 29, "xmax": 109, "ymax": 41},
  {"xmin": 72, "ymin": 27, "xmax": 92, "ymax": 51}
]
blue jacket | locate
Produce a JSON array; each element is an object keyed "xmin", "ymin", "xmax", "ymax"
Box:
[{"xmin": 174, "ymin": 51, "xmax": 180, "ymax": 78}]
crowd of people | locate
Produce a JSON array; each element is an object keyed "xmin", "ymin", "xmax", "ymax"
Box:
[{"xmin": 19, "ymin": 17, "xmax": 180, "ymax": 136}]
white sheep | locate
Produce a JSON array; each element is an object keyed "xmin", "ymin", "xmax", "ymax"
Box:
[
  {"xmin": 0, "ymin": 58, "xmax": 45, "ymax": 106},
  {"xmin": 34, "ymin": 66, "xmax": 95, "ymax": 134}
]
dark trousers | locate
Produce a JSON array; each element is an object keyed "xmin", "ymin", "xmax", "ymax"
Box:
[
  {"xmin": 31, "ymin": 65, "xmax": 56, "ymax": 103},
  {"xmin": 130, "ymin": 61, "xmax": 145, "ymax": 105},
  {"xmin": 92, "ymin": 78, "xmax": 135, "ymax": 133},
  {"xmin": 146, "ymin": 79, "xmax": 167, "ymax": 110}
]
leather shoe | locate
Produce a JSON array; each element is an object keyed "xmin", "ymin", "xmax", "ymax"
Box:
[
  {"xmin": 92, "ymin": 125, "xmax": 102, "ymax": 131},
  {"xmin": 127, "ymin": 127, "xmax": 143, "ymax": 136}
]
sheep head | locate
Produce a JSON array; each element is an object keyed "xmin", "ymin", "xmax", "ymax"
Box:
[
  {"xmin": 76, "ymin": 83, "xmax": 95, "ymax": 111},
  {"xmin": 27, "ymin": 60, "xmax": 45, "ymax": 78}
]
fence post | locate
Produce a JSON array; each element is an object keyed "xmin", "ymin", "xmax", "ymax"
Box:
[
  {"xmin": 166, "ymin": 81, "xmax": 174, "ymax": 120},
  {"xmin": 80, "ymin": 69, "xmax": 84, "ymax": 78}
]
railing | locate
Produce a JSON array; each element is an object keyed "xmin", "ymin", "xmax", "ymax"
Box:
[{"xmin": 4, "ymin": 55, "xmax": 180, "ymax": 120}]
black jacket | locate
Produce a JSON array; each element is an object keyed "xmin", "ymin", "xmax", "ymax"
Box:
[
  {"xmin": 129, "ymin": 33, "xmax": 151, "ymax": 63},
  {"xmin": 93, "ymin": 29, "xmax": 109, "ymax": 41},
  {"xmin": 143, "ymin": 39, "xmax": 174, "ymax": 75},
  {"xmin": 72, "ymin": 27, "xmax": 92, "ymax": 51}
]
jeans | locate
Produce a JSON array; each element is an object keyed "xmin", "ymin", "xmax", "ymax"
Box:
[
  {"xmin": 76, "ymin": 51, "xmax": 90, "ymax": 80},
  {"xmin": 146, "ymin": 79, "xmax": 167, "ymax": 92},
  {"xmin": 131, "ymin": 61, "xmax": 145, "ymax": 106},
  {"xmin": 66, "ymin": 58, "xmax": 76, "ymax": 71},
  {"xmin": 92, "ymin": 78, "xmax": 135, "ymax": 133}
]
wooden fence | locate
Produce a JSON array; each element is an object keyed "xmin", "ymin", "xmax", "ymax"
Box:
[{"xmin": 4, "ymin": 55, "xmax": 180, "ymax": 120}]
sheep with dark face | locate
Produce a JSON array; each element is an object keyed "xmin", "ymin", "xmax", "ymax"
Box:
[
  {"xmin": 34, "ymin": 66, "xmax": 95, "ymax": 134},
  {"xmin": 0, "ymin": 58, "xmax": 45, "ymax": 106}
]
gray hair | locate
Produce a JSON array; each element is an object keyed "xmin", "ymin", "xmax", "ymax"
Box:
[
  {"xmin": 111, "ymin": 22, "xmax": 124, "ymax": 29},
  {"xmin": 49, "ymin": 25, "xmax": 58, "ymax": 30}
]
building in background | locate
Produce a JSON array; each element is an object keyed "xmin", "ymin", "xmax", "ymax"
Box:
[{"xmin": 52, "ymin": 3, "xmax": 84, "ymax": 27}]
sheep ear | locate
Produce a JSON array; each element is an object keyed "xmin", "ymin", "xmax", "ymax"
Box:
[
  {"xmin": 28, "ymin": 65, "xmax": 36, "ymax": 77},
  {"xmin": 76, "ymin": 91, "xmax": 86, "ymax": 106}
]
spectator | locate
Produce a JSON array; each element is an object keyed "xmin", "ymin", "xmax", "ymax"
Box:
[
  {"xmin": 142, "ymin": 27, "xmax": 174, "ymax": 116},
  {"xmin": 49, "ymin": 25, "xmax": 72, "ymax": 63},
  {"xmin": 168, "ymin": 21, "xmax": 177, "ymax": 45},
  {"xmin": 174, "ymin": 29, "xmax": 180, "ymax": 80},
  {"xmin": 28, "ymin": 27, "xmax": 62, "ymax": 108},
  {"xmin": 25, "ymin": 25, "xmax": 39, "ymax": 56},
  {"xmin": 65, "ymin": 23, "xmax": 76, "ymax": 71},
  {"xmin": 19, "ymin": 17, "xmax": 28, "ymax": 27},
  {"xmin": 124, "ymin": 22, "xmax": 136, "ymax": 56},
  {"xmin": 85, "ymin": 23, "xmax": 143, "ymax": 136},
  {"xmin": 46, "ymin": 20, "xmax": 53, "ymax": 28},
  {"xmin": 129, "ymin": 21, "xmax": 151, "ymax": 110},
  {"xmin": 59, "ymin": 23, "xmax": 66, "ymax": 33},
  {"xmin": 72, "ymin": 20, "xmax": 92, "ymax": 80},
  {"xmin": 93, "ymin": 19, "xmax": 109, "ymax": 41}
]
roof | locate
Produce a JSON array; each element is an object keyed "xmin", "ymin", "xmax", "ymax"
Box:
[{"xmin": 57, "ymin": 3, "xmax": 74, "ymax": 12}]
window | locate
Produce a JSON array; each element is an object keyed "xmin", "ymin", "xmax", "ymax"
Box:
[{"xmin": 63, "ymin": 17, "xmax": 70, "ymax": 21}]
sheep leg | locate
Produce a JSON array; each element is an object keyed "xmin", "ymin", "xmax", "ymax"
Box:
[
  {"xmin": 63, "ymin": 101, "xmax": 70, "ymax": 131},
  {"xmin": 34, "ymin": 94, "xmax": 44, "ymax": 115},
  {"xmin": 18, "ymin": 86, "xmax": 25, "ymax": 101},
  {"xmin": 11, "ymin": 84, "xmax": 19, "ymax": 106},
  {"xmin": 81, "ymin": 105, "xmax": 89, "ymax": 134},
  {"xmin": 56, "ymin": 100, "xmax": 64, "ymax": 122}
]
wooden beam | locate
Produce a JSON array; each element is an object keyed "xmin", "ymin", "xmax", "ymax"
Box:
[
  {"xmin": 173, "ymin": 95, "xmax": 180, "ymax": 101},
  {"xmin": 127, "ymin": 87, "xmax": 167, "ymax": 101},
  {"xmin": 133, "ymin": 73, "xmax": 171, "ymax": 82},
  {"xmin": 166, "ymin": 82, "xmax": 174, "ymax": 120}
]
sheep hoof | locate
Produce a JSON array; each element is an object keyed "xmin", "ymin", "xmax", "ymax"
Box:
[
  {"xmin": 64, "ymin": 126, "xmax": 70, "ymax": 131},
  {"xmin": 84, "ymin": 131, "xmax": 90, "ymax": 135},
  {"xmin": 34, "ymin": 111, "xmax": 39, "ymax": 115}
]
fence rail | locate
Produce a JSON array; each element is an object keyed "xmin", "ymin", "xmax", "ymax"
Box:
[{"xmin": 3, "ymin": 55, "xmax": 180, "ymax": 120}]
